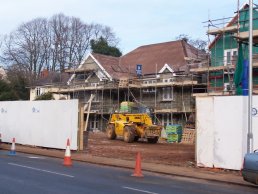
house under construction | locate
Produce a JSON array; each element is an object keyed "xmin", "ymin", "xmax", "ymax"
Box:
[
  {"xmin": 30, "ymin": 40, "xmax": 207, "ymax": 131},
  {"xmin": 29, "ymin": 2, "xmax": 258, "ymax": 137},
  {"xmin": 191, "ymin": 2, "xmax": 258, "ymax": 96}
]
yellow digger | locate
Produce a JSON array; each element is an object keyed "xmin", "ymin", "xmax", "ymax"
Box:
[{"xmin": 106, "ymin": 102, "xmax": 162, "ymax": 143}]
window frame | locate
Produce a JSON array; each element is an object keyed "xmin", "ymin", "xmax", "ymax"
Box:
[
  {"xmin": 35, "ymin": 87, "xmax": 42, "ymax": 96},
  {"xmin": 162, "ymin": 87, "xmax": 173, "ymax": 101},
  {"xmin": 224, "ymin": 48, "xmax": 238, "ymax": 66}
]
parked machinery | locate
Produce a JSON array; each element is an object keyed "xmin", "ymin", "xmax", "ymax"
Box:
[{"xmin": 106, "ymin": 102, "xmax": 161, "ymax": 143}]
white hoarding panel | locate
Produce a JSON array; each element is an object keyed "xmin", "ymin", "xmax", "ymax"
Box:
[
  {"xmin": 0, "ymin": 100, "xmax": 78, "ymax": 150},
  {"xmin": 196, "ymin": 97, "xmax": 214, "ymax": 168},
  {"xmin": 213, "ymin": 97, "xmax": 246, "ymax": 170},
  {"xmin": 252, "ymin": 97, "xmax": 258, "ymax": 152},
  {"xmin": 196, "ymin": 96, "xmax": 258, "ymax": 170}
]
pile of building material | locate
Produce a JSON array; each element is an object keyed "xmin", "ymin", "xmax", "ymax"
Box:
[
  {"xmin": 165, "ymin": 124, "xmax": 182, "ymax": 143},
  {"xmin": 180, "ymin": 112, "xmax": 195, "ymax": 144},
  {"xmin": 181, "ymin": 123, "xmax": 195, "ymax": 144},
  {"xmin": 119, "ymin": 101, "xmax": 136, "ymax": 113},
  {"xmin": 118, "ymin": 78, "xmax": 129, "ymax": 87}
]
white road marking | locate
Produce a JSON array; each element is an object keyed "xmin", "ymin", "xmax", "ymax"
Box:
[
  {"xmin": 28, "ymin": 156, "xmax": 45, "ymax": 159},
  {"xmin": 8, "ymin": 163, "xmax": 74, "ymax": 178},
  {"xmin": 123, "ymin": 186, "xmax": 158, "ymax": 194}
]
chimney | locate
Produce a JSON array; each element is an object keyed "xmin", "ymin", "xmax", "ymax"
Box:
[{"xmin": 41, "ymin": 69, "xmax": 49, "ymax": 78}]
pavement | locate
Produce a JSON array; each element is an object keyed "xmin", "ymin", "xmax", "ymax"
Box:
[{"xmin": 1, "ymin": 143, "xmax": 254, "ymax": 187}]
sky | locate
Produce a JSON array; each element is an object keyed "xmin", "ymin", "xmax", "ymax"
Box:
[{"xmin": 0, "ymin": 0, "xmax": 247, "ymax": 54}]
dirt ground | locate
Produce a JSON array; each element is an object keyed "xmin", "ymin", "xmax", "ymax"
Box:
[{"xmin": 85, "ymin": 131, "xmax": 195, "ymax": 167}]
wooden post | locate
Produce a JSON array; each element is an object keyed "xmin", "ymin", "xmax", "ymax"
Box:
[
  {"xmin": 78, "ymin": 106, "xmax": 84, "ymax": 151},
  {"xmin": 84, "ymin": 97, "xmax": 92, "ymax": 131}
]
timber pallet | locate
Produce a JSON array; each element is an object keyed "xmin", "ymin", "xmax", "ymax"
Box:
[
  {"xmin": 184, "ymin": 123, "xmax": 195, "ymax": 129},
  {"xmin": 181, "ymin": 128, "xmax": 195, "ymax": 144}
]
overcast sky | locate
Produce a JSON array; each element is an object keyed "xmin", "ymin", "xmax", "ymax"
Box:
[{"xmin": 0, "ymin": 0, "xmax": 247, "ymax": 54}]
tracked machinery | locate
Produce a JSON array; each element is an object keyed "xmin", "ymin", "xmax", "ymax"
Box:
[{"xmin": 106, "ymin": 102, "xmax": 162, "ymax": 143}]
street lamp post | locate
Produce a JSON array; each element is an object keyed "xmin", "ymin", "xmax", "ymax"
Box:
[{"xmin": 248, "ymin": 0, "xmax": 253, "ymax": 154}]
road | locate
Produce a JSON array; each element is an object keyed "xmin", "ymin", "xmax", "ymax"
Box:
[{"xmin": 0, "ymin": 151, "xmax": 257, "ymax": 194}]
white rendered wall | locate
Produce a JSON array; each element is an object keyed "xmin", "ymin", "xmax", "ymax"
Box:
[
  {"xmin": 0, "ymin": 100, "xmax": 78, "ymax": 150},
  {"xmin": 30, "ymin": 87, "xmax": 69, "ymax": 101},
  {"xmin": 196, "ymin": 96, "xmax": 258, "ymax": 170}
]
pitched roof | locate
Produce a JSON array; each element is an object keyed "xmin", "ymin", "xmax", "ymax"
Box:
[
  {"xmin": 32, "ymin": 71, "xmax": 70, "ymax": 86},
  {"xmin": 91, "ymin": 53, "xmax": 130, "ymax": 79},
  {"xmin": 208, "ymin": 3, "xmax": 249, "ymax": 49},
  {"xmin": 120, "ymin": 40, "xmax": 202, "ymax": 75},
  {"xmin": 67, "ymin": 40, "xmax": 205, "ymax": 81}
]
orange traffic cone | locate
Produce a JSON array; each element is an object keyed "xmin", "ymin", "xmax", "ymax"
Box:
[
  {"xmin": 9, "ymin": 138, "xmax": 16, "ymax": 156},
  {"xmin": 63, "ymin": 138, "xmax": 72, "ymax": 166},
  {"xmin": 132, "ymin": 152, "xmax": 144, "ymax": 177}
]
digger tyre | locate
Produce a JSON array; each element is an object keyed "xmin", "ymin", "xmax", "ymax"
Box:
[
  {"xmin": 123, "ymin": 126, "xmax": 135, "ymax": 143},
  {"xmin": 106, "ymin": 124, "xmax": 116, "ymax": 140}
]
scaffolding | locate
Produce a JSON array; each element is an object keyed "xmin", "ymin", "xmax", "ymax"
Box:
[
  {"xmin": 191, "ymin": 1, "xmax": 258, "ymax": 96},
  {"xmin": 50, "ymin": 64, "xmax": 204, "ymax": 130}
]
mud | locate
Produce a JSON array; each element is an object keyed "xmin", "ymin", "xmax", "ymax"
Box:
[{"xmin": 86, "ymin": 131, "xmax": 195, "ymax": 167}]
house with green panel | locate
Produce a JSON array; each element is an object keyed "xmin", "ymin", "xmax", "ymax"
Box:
[{"xmin": 191, "ymin": 3, "xmax": 258, "ymax": 95}]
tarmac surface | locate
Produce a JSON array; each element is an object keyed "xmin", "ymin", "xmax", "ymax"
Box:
[{"xmin": 1, "ymin": 143, "xmax": 255, "ymax": 188}]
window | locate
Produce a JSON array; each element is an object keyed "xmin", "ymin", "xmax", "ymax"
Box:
[
  {"xmin": 90, "ymin": 120, "xmax": 98, "ymax": 130},
  {"xmin": 76, "ymin": 74, "xmax": 86, "ymax": 80},
  {"xmin": 142, "ymin": 80, "xmax": 156, "ymax": 93},
  {"xmin": 233, "ymin": 50, "xmax": 237, "ymax": 57},
  {"xmin": 224, "ymin": 83, "xmax": 231, "ymax": 92},
  {"xmin": 36, "ymin": 87, "xmax": 42, "ymax": 96},
  {"xmin": 91, "ymin": 82, "xmax": 99, "ymax": 87},
  {"xmin": 224, "ymin": 49, "xmax": 238, "ymax": 65},
  {"xmin": 163, "ymin": 78, "xmax": 174, "ymax": 83},
  {"xmin": 92, "ymin": 91, "xmax": 100, "ymax": 102},
  {"xmin": 90, "ymin": 117, "xmax": 99, "ymax": 131},
  {"xmin": 162, "ymin": 87, "xmax": 173, "ymax": 100},
  {"xmin": 143, "ymin": 88, "xmax": 156, "ymax": 93},
  {"xmin": 143, "ymin": 80, "xmax": 156, "ymax": 84}
]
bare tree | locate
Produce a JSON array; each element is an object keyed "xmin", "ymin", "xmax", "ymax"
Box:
[
  {"xmin": 175, "ymin": 34, "xmax": 207, "ymax": 52},
  {"xmin": 65, "ymin": 16, "xmax": 92, "ymax": 69},
  {"xmin": 2, "ymin": 18, "xmax": 50, "ymax": 81},
  {"xmin": 49, "ymin": 14, "xmax": 70, "ymax": 71},
  {"xmin": 190, "ymin": 39, "xmax": 207, "ymax": 52},
  {"xmin": 49, "ymin": 14, "xmax": 120, "ymax": 71},
  {"xmin": 74, "ymin": 22, "xmax": 93, "ymax": 64},
  {"xmin": 91, "ymin": 24, "xmax": 119, "ymax": 46},
  {"xmin": 1, "ymin": 13, "xmax": 120, "ymax": 80}
]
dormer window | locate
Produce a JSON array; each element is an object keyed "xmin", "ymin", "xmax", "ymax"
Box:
[
  {"xmin": 76, "ymin": 73, "xmax": 86, "ymax": 80},
  {"xmin": 159, "ymin": 64, "xmax": 175, "ymax": 75}
]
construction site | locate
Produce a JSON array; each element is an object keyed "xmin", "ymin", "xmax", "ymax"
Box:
[
  {"xmin": 2, "ymin": 1, "xmax": 258, "ymax": 193},
  {"xmin": 0, "ymin": 1, "xmax": 257, "ymax": 174},
  {"xmin": 27, "ymin": 3, "xmax": 258, "ymax": 134},
  {"xmin": 17, "ymin": 39, "xmax": 204, "ymax": 170},
  {"xmin": 27, "ymin": 40, "xmax": 206, "ymax": 149}
]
